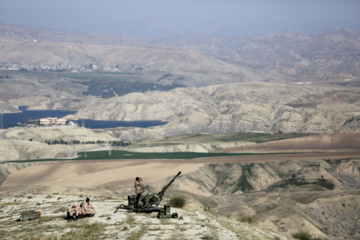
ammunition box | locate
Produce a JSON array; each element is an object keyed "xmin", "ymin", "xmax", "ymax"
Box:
[
  {"xmin": 128, "ymin": 195, "xmax": 136, "ymax": 208},
  {"xmin": 20, "ymin": 210, "xmax": 41, "ymax": 221},
  {"xmin": 164, "ymin": 205, "xmax": 171, "ymax": 218}
]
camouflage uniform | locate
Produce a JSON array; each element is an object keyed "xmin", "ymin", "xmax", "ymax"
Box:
[
  {"xmin": 81, "ymin": 199, "xmax": 96, "ymax": 215},
  {"xmin": 69, "ymin": 203, "xmax": 81, "ymax": 217},
  {"xmin": 134, "ymin": 178, "xmax": 143, "ymax": 207}
]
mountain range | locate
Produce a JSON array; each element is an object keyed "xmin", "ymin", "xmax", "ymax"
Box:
[{"xmin": 0, "ymin": 24, "xmax": 360, "ymax": 136}]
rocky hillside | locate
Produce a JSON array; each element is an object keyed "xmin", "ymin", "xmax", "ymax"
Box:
[
  {"xmin": 181, "ymin": 158, "xmax": 360, "ymax": 239},
  {"xmin": 69, "ymin": 82, "xmax": 360, "ymax": 137}
]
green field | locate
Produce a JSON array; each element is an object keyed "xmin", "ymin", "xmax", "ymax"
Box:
[
  {"xmin": 74, "ymin": 150, "xmax": 280, "ymax": 160},
  {"xmin": 131, "ymin": 132, "xmax": 313, "ymax": 148}
]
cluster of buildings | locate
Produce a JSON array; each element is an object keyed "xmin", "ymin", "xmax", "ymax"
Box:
[
  {"xmin": 0, "ymin": 62, "xmax": 167, "ymax": 73},
  {"xmin": 38, "ymin": 117, "xmax": 75, "ymax": 127}
]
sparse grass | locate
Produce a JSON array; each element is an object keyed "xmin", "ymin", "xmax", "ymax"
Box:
[
  {"xmin": 126, "ymin": 225, "xmax": 147, "ymax": 240},
  {"xmin": 170, "ymin": 231, "xmax": 185, "ymax": 240},
  {"xmin": 126, "ymin": 213, "xmax": 135, "ymax": 224},
  {"xmin": 169, "ymin": 196, "xmax": 186, "ymax": 208},
  {"xmin": 61, "ymin": 222, "xmax": 109, "ymax": 240}
]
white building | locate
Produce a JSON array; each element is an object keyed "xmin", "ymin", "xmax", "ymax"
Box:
[{"xmin": 39, "ymin": 117, "xmax": 67, "ymax": 126}]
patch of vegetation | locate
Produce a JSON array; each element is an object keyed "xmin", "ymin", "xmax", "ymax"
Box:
[
  {"xmin": 267, "ymin": 178, "xmax": 335, "ymax": 191},
  {"xmin": 171, "ymin": 190, "xmax": 218, "ymax": 209},
  {"xmin": 286, "ymin": 103, "xmax": 318, "ymax": 108},
  {"xmin": 202, "ymin": 231, "xmax": 219, "ymax": 240},
  {"xmin": 80, "ymin": 79, "xmax": 184, "ymax": 98},
  {"xmin": 239, "ymin": 215, "xmax": 257, "ymax": 224},
  {"xmin": 292, "ymin": 231, "xmax": 312, "ymax": 240},
  {"xmin": 169, "ymin": 196, "xmax": 186, "ymax": 208},
  {"xmin": 292, "ymin": 230, "xmax": 327, "ymax": 240},
  {"xmin": 233, "ymin": 165, "xmax": 254, "ymax": 193}
]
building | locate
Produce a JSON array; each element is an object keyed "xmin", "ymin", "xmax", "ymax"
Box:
[{"xmin": 39, "ymin": 117, "xmax": 67, "ymax": 126}]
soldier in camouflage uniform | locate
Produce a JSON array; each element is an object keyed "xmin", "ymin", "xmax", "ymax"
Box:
[{"xmin": 134, "ymin": 177, "xmax": 143, "ymax": 208}]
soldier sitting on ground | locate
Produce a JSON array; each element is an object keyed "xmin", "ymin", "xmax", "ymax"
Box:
[
  {"xmin": 80, "ymin": 197, "xmax": 96, "ymax": 216},
  {"xmin": 67, "ymin": 197, "xmax": 95, "ymax": 220},
  {"xmin": 69, "ymin": 203, "xmax": 81, "ymax": 220}
]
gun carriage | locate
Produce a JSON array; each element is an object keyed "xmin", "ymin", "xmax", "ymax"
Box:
[{"xmin": 115, "ymin": 171, "xmax": 182, "ymax": 218}]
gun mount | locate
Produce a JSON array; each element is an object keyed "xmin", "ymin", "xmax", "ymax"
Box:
[{"xmin": 115, "ymin": 171, "xmax": 181, "ymax": 218}]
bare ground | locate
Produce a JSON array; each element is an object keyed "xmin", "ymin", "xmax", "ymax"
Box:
[{"xmin": 2, "ymin": 132, "xmax": 360, "ymax": 191}]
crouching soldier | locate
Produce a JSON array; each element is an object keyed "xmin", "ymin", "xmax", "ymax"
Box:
[
  {"xmin": 80, "ymin": 197, "xmax": 96, "ymax": 216},
  {"xmin": 68, "ymin": 203, "xmax": 81, "ymax": 220}
]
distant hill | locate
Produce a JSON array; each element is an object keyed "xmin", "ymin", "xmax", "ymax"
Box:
[
  {"xmin": 0, "ymin": 24, "xmax": 262, "ymax": 87},
  {"xmin": 151, "ymin": 28, "xmax": 360, "ymax": 76},
  {"xmin": 1, "ymin": 24, "xmax": 360, "ymax": 84}
]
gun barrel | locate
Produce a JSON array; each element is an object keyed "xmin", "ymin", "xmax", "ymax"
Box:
[{"xmin": 157, "ymin": 171, "xmax": 182, "ymax": 198}]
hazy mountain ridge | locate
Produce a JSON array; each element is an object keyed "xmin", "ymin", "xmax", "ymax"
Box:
[
  {"xmin": 0, "ymin": 23, "xmax": 142, "ymax": 46},
  {"xmin": 151, "ymin": 28, "xmax": 360, "ymax": 76},
  {"xmin": 0, "ymin": 36, "xmax": 261, "ymax": 87},
  {"xmin": 2, "ymin": 24, "xmax": 360, "ymax": 79}
]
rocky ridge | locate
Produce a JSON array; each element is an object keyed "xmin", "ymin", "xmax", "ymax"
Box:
[{"xmin": 70, "ymin": 82, "xmax": 360, "ymax": 138}]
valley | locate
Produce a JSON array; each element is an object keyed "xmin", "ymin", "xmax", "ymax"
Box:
[{"xmin": 1, "ymin": 24, "xmax": 360, "ymax": 239}]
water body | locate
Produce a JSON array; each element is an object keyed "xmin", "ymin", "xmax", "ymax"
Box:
[{"xmin": 1, "ymin": 106, "xmax": 166, "ymax": 129}]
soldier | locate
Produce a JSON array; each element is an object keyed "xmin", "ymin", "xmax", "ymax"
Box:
[
  {"xmin": 134, "ymin": 177, "xmax": 143, "ymax": 208},
  {"xmin": 80, "ymin": 197, "xmax": 96, "ymax": 216},
  {"xmin": 68, "ymin": 203, "xmax": 81, "ymax": 220}
]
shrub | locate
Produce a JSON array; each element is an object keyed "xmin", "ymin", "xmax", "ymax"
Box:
[
  {"xmin": 169, "ymin": 196, "xmax": 186, "ymax": 208},
  {"xmin": 239, "ymin": 215, "xmax": 257, "ymax": 224},
  {"xmin": 292, "ymin": 231, "xmax": 312, "ymax": 240},
  {"xmin": 202, "ymin": 231, "xmax": 218, "ymax": 240}
]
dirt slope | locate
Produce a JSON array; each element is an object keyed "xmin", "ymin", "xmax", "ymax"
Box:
[{"xmin": 217, "ymin": 132, "xmax": 360, "ymax": 153}]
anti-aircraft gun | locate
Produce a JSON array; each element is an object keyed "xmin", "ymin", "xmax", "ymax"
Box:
[{"xmin": 115, "ymin": 171, "xmax": 181, "ymax": 218}]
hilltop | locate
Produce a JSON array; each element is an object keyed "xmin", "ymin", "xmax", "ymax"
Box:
[
  {"xmin": 0, "ymin": 192, "xmax": 292, "ymax": 240},
  {"xmin": 1, "ymin": 154, "xmax": 359, "ymax": 239}
]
